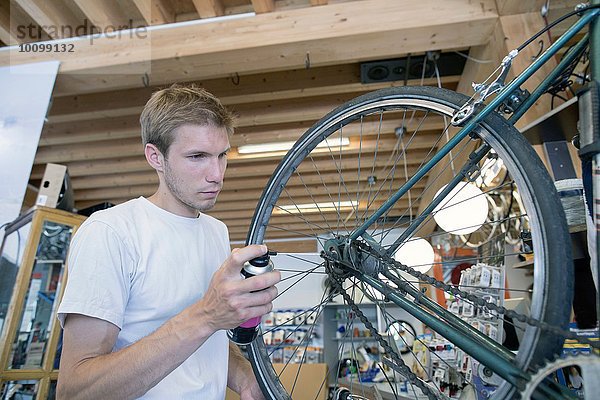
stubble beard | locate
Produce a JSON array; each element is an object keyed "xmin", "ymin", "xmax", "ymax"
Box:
[{"xmin": 163, "ymin": 161, "xmax": 217, "ymax": 213}]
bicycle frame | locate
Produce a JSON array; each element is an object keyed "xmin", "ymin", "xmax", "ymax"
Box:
[{"xmin": 341, "ymin": 3, "xmax": 599, "ymax": 396}]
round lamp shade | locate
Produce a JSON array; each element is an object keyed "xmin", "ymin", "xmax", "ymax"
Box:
[
  {"xmin": 433, "ymin": 181, "xmax": 488, "ymax": 235},
  {"xmin": 394, "ymin": 237, "xmax": 435, "ymax": 273}
]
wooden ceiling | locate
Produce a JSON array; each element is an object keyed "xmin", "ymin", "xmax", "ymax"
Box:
[{"xmin": 0, "ymin": 0, "xmax": 581, "ymax": 243}]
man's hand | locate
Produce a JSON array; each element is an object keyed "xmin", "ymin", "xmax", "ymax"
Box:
[{"xmin": 197, "ymin": 244, "xmax": 281, "ymax": 332}]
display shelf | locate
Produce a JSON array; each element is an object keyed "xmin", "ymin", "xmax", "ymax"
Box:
[
  {"xmin": 322, "ymin": 302, "xmax": 422, "ymax": 387},
  {"xmin": 0, "ymin": 207, "xmax": 85, "ymax": 400}
]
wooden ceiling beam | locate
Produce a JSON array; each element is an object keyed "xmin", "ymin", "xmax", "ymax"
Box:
[
  {"xmin": 73, "ymin": 165, "xmax": 430, "ymax": 201},
  {"xmin": 3, "ymin": 0, "xmax": 497, "ymax": 94},
  {"xmin": 34, "ymin": 130, "xmax": 435, "ymax": 166},
  {"xmin": 191, "ymin": 0, "xmax": 225, "ymax": 18},
  {"xmin": 70, "ymin": 164, "xmax": 427, "ymax": 192},
  {"xmin": 13, "ymin": 0, "xmax": 80, "ymax": 39},
  {"xmin": 222, "ymin": 209, "xmax": 420, "ymax": 230},
  {"xmin": 73, "ymin": 0, "xmax": 128, "ymax": 28},
  {"xmin": 75, "ymin": 187, "xmax": 424, "ymax": 217},
  {"xmin": 40, "ymin": 115, "xmax": 141, "ymax": 146},
  {"xmin": 74, "ymin": 178, "xmax": 426, "ymax": 203},
  {"xmin": 251, "ymin": 0, "xmax": 275, "ymax": 14},
  {"xmin": 131, "ymin": 0, "xmax": 174, "ymax": 25},
  {"xmin": 47, "ymin": 63, "xmax": 458, "ymax": 122},
  {"xmin": 226, "ymin": 213, "xmax": 419, "ymax": 235},
  {"xmin": 40, "ymin": 110, "xmax": 446, "ymax": 149},
  {"xmin": 0, "ymin": 0, "xmax": 20, "ymax": 45},
  {"xmin": 32, "ymin": 142, "xmax": 432, "ymax": 179},
  {"xmin": 494, "ymin": 0, "xmax": 546, "ymax": 15},
  {"xmin": 46, "ymin": 91, "xmax": 360, "ymax": 125}
]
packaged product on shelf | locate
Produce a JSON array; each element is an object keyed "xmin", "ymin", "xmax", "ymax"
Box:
[{"xmin": 293, "ymin": 309, "xmax": 303, "ymax": 325}]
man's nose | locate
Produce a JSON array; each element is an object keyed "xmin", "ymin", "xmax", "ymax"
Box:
[{"xmin": 206, "ymin": 158, "xmax": 225, "ymax": 183}]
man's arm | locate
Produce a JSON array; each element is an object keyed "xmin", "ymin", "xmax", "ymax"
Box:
[
  {"xmin": 57, "ymin": 245, "xmax": 280, "ymax": 400},
  {"xmin": 227, "ymin": 342, "xmax": 264, "ymax": 400}
]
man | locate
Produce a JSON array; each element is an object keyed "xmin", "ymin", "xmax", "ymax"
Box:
[{"xmin": 56, "ymin": 84, "xmax": 280, "ymax": 399}]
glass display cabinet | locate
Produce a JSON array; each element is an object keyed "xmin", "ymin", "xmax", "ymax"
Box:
[{"xmin": 0, "ymin": 207, "xmax": 85, "ymax": 399}]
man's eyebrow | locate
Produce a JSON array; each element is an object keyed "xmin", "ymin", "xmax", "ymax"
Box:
[
  {"xmin": 185, "ymin": 150, "xmax": 210, "ymax": 156},
  {"xmin": 185, "ymin": 147, "xmax": 231, "ymax": 156}
]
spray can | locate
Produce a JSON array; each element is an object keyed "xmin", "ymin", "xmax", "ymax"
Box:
[{"xmin": 227, "ymin": 250, "xmax": 276, "ymax": 345}]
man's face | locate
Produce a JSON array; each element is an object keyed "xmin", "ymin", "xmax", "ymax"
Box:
[{"xmin": 162, "ymin": 124, "xmax": 230, "ymax": 214}]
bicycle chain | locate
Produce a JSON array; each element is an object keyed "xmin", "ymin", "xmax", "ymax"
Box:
[
  {"xmin": 321, "ymin": 240, "xmax": 598, "ymax": 399},
  {"xmin": 325, "ymin": 266, "xmax": 440, "ymax": 400},
  {"xmin": 352, "ymin": 241, "xmax": 600, "ymax": 350}
]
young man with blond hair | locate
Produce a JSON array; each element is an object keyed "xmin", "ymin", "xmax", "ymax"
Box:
[{"xmin": 56, "ymin": 84, "xmax": 280, "ymax": 399}]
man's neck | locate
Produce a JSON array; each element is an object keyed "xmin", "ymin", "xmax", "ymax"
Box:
[{"xmin": 147, "ymin": 191, "xmax": 199, "ymax": 218}]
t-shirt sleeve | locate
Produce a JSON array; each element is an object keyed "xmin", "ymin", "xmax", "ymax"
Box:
[{"xmin": 57, "ymin": 219, "xmax": 134, "ymax": 329}]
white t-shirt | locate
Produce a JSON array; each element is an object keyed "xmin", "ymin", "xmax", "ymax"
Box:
[{"xmin": 58, "ymin": 197, "xmax": 231, "ymax": 399}]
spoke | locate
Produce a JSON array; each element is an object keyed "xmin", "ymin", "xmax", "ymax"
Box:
[
  {"xmin": 355, "ymin": 115, "xmax": 364, "ymax": 228},
  {"xmin": 284, "ymin": 290, "xmax": 330, "ymax": 396},
  {"xmin": 363, "ymin": 111, "xmax": 384, "ymax": 223},
  {"xmin": 277, "ymin": 187, "xmax": 333, "ymax": 241},
  {"xmin": 267, "ymin": 224, "xmax": 331, "ymax": 241},
  {"xmin": 361, "ymin": 282, "xmax": 448, "ymax": 396},
  {"xmin": 305, "ymin": 153, "xmax": 353, "ymax": 233},
  {"xmin": 292, "ymin": 170, "xmax": 337, "ymax": 234},
  {"xmin": 274, "ymin": 265, "xmax": 325, "ymax": 303}
]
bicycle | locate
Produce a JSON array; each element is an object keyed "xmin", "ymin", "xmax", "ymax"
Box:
[{"xmin": 242, "ymin": 2, "xmax": 600, "ymax": 399}]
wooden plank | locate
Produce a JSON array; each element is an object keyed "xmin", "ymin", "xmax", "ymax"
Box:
[
  {"xmin": 310, "ymin": 0, "xmax": 328, "ymax": 5},
  {"xmin": 260, "ymin": 239, "xmax": 318, "ymax": 253},
  {"xmin": 69, "ymin": 163, "xmax": 428, "ymax": 192},
  {"xmin": 496, "ymin": 0, "xmax": 579, "ymax": 16},
  {"xmin": 131, "ymin": 0, "xmax": 174, "ymax": 25},
  {"xmin": 46, "ymin": 63, "xmax": 458, "ymax": 122},
  {"xmin": 191, "ymin": 0, "xmax": 225, "ymax": 18},
  {"xmin": 40, "ymin": 115, "xmax": 142, "ymax": 146},
  {"xmin": 73, "ymin": 0, "xmax": 128, "ymax": 27},
  {"xmin": 74, "ymin": 175, "xmax": 427, "ymax": 203},
  {"xmin": 36, "ymin": 114, "xmax": 442, "ymax": 162},
  {"xmin": 2, "ymin": 0, "xmax": 498, "ymax": 94},
  {"xmin": 45, "ymin": 91, "xmax": 358, "ymax": 125},
  {"xmin": 0, "ymin": 0, "xmax": 20, "ymax": 45},
  {"xmin": 251, "ymin": 0, "xmax": 275, "ymax": 14},
  {"xmin": 13, "ymin": 0, "xmax": 80, "ymax": 39},
  {"xmin": 40, "ymin": 107, "xmax": 447, "ymax": 148},
  {"xmin": 32, "ymin": 140, "xmax": 433, "ymax": 178},
  {"xmin": 495, "ymin": 0, "xmax": 545, "ymax": 15}
]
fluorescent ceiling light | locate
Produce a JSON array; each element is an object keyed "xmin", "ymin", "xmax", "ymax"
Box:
[
  {"xmin": 237, "ymin": 137, "xmax": 350, "ymax": 154},
  {"xmin": 275, "ymin": 200, "xmax": 358, "ymax": 214}
]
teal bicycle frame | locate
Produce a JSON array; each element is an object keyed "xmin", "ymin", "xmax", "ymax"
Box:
[{"xmin": 343, "ymin": 3, "xmax": 600, "ymax": 397}]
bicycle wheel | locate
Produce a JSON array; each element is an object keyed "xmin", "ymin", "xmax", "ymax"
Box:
[
  {"xmin": 458, "ymin": 192, "xmax": 503, "ymax": 248},
  {"xmin": 245, "ymin": 86, "xmax": 573, "ymax": 399}
]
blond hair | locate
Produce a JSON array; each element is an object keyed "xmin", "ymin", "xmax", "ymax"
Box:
[{"xmin": 140, "ymin": 84, "xmax": 234, "ymax": 155}]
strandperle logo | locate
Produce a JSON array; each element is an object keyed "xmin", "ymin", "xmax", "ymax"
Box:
[{"xmin": 15, "ymin": 19, "xmax": 148, "ymax": 44}]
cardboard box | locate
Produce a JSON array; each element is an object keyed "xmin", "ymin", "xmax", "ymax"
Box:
[{"xmin": 226, "ymin": 363, "xmax": 328, "ymax": 400}]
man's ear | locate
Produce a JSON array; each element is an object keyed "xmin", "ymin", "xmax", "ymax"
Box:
[{"xmin": 145, "ymin": 143, "xmax": 165, "ymax": 172}]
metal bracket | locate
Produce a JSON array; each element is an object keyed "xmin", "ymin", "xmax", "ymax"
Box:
[{"xmin": 451, "ymin": 49, "xmax": 519, "ymax": 126}]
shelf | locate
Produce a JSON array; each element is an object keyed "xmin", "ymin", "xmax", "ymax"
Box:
[
  {"xmin": 333, "ymin": 337, "xmax": 378, "ymax": 341},
  {"xmin": 512, "ymin": 259, "xmax": 533, "ymax": 269}
]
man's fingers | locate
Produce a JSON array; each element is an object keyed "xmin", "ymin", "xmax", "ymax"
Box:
[
  {"xmin": 227, "ymin": 244, "xmax": 268, "ymax": 272},
  {"xmin": 239, "ymin": 270, "xmax": 281, "ymax": 292}
]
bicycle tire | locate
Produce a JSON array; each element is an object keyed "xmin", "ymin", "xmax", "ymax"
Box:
[{"xmin": 245, "ymin": 86, "xmax": 573, "ymax": 400}]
